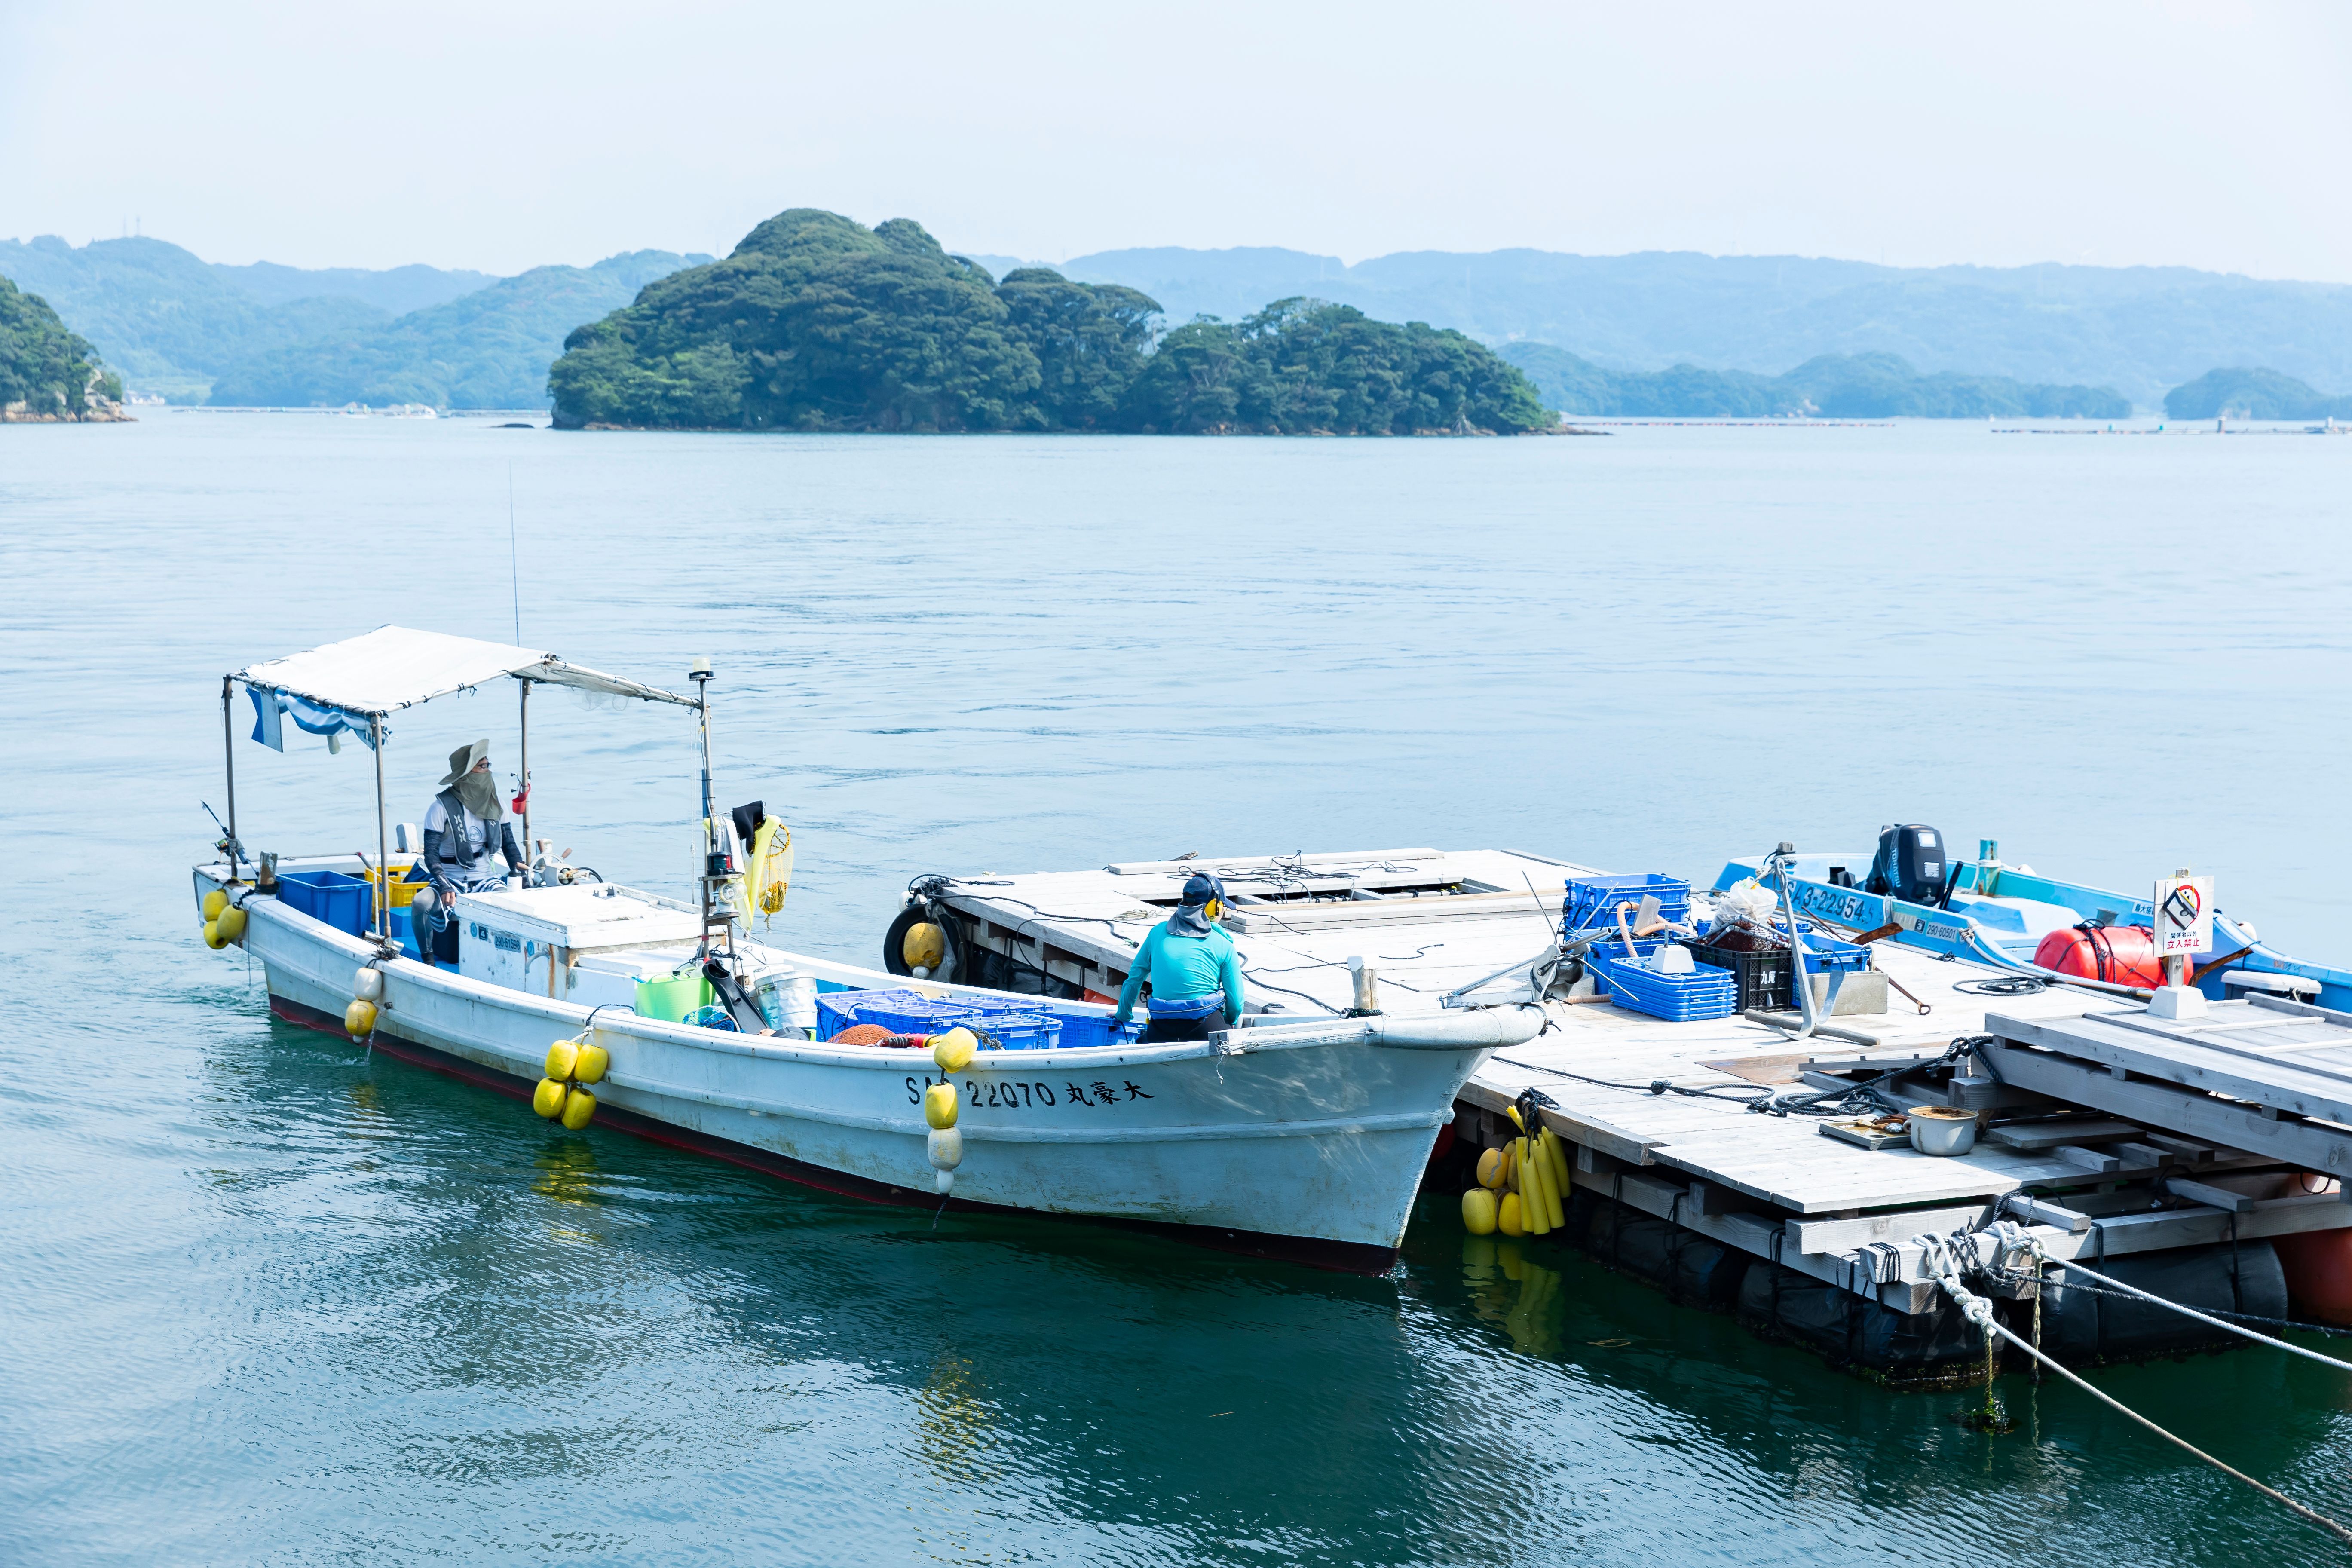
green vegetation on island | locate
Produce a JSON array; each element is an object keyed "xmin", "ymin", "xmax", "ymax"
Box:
[
  {"xmin": 1500, "ymin": 343, "xmax": 2129, "ymax": 419},
  {"xmin": 548, "ymin": 209, "xmax": 1552, "ymax": 434},
  {"xmin": 2162, "ymin": 367, "xmax": 2352, "ymax": 420},
  {"xmin": 0, "ymin": 276, "xmax": 122, "ymax": 420}
]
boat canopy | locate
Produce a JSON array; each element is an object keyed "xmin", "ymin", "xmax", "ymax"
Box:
[{"xmin": 232, "ymin": 625, "xmax": 697, "ymax": 720}]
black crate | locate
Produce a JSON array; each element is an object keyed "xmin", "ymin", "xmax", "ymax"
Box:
[{"xmin": 1687, "ymin": 939, "xmax": 1793, "ymax": 1013}]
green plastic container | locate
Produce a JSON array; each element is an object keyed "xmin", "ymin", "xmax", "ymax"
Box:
[{"xmin": 635, "ymin": 973, "xmax": 713, "ymax": 1022}]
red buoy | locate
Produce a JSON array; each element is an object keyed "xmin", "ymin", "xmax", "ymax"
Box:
[
  {"xmin": 2275, "ymin": 1216, "xmax": 2352, "ymax": 1326},
  {"xmin": 2033, "ymin": 924, "xmax": 2168, "ymax": 989}
]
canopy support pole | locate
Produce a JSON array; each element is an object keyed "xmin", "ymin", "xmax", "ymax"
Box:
[
  {"xmin": 518, "ymin": 678, "xmax": 532, "ymax": 873},
  {"xmin": 220, "ymin": 676, "xmax": 242, "ymax": 883},
  {"xmin": 692, "ymin": 663, "xmax": 716, "ymax": 956},
  {"xmin": 372, "ymin": 715, "xmax": 390, "ymax": 945}
]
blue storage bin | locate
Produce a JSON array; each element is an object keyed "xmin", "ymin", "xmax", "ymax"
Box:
[
  {"xmin": 1564, "ymin": 873, "xmax": 1692, "ymax": 940},
  {"xmin": 1584, "ymin": 940, "xmax": 1738, "ymax": 1022},
  {"xmin": 1045, "ymin": 1013, "xmax": 1145, "ymax": 1051},
  {"xmin": 813, "ymin": 988, "xmax": 1070, "ymax": 1050},
  {"xmin": 815, "ymin": 987, "xmax": 931, "ymax": 1040},
  {"xmin": 962, "ymin": 1012, "xmax": 1064, "ymax": 1050},
  {"xmin": 276, "ymin": 870, "xmax": 372, "ymax": 938},
  {"xmin": 1798, "ymin": 935, "xmax": 1872, "ymax": 975}
]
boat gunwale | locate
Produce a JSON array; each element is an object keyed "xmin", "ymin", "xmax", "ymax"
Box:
[{"xmin": 198, "ymin": 861, "xmax": 1502, "ymax": 1071}]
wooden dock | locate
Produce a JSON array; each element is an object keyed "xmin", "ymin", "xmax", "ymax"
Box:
[
  {"xmin": 918, "ymin": 846, "xmax": 2352, "ymax": 1327},
  {"xmin": 1461, "ymin": 941, "xmax": 2352, "ymax": 1314}
]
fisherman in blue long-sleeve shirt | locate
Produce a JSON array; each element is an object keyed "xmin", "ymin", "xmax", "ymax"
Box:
[{"xmin": 1114, "ymin": 872, "xmax": 1247, "ymax": 1043}]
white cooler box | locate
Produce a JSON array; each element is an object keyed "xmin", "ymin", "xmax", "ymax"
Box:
[{"xmin": 453, "ymin": 884, "xmax": 703, "ymax": 1001}]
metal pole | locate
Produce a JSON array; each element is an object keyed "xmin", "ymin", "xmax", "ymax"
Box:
[
  {"xmin": 691, "ymin": 659, "xmax": 715, "ymax": 954},
  {"xmin": 372, "ymin": 714, "xmax": 390, "ymax": 944},
  {"xmin": 220, "ymin": 675, "xmax": 241, "ymax": 883},
  {"xmin": 518, "ymin": 678, "xmax": 531, "ymax": 873}
]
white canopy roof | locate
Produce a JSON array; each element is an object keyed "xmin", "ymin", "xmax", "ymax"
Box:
[{"xmin": 233, "ymin": 626, "xmax": 697, "ymax": 716}]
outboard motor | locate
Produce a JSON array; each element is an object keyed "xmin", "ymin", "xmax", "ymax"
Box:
[{"xmin": 1865, "ymin": 824, "xmax": 1948, "ymax": 904}]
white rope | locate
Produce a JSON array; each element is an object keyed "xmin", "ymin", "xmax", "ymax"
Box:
[
  {"xmin": 1920, "ymin": 1234, "xmax": 2352, "ymax": 1550},
  {"xmin": 2049, "ymin": 1256, "xmax": 2352, "ymax": 1375}
]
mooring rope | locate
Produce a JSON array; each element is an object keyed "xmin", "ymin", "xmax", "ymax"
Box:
[
  {"xmin": 2040, "ymin": 1257, "xmax": 2352, "ymax": 1374},
  {"xmin": 1918, "ymin": 1234, "xmax": 2352, "ymax": 1549},
  {"xmin": 1981, "ymin": 1314, "xmax": 2352, "ymax": 1549}
]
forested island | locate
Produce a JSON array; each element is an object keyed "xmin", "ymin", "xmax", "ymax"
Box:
[
  {"xmin": 1501, "ymin": 342, "xmax": 2129, "ymax": 419},
  {"xmin": 0, "ymin": 277, "xmax": 125, "ymax": 421},
  {"xmin": 2163, "ymin": 367, "xmax": 2352, "ymax": 420},
  {"xmin": 548, "ymin": 209, "xmax": 1552, "ymax": 434}
]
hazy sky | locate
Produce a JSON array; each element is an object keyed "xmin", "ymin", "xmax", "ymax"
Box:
[{"xmin": 6, "ymin": 1, "xmax": 2349, "ymax": 280}]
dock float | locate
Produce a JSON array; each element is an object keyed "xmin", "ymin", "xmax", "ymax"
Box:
[{"xmin": 904, "ymin": 849, "xmax": 2352, "ymax": 1380}]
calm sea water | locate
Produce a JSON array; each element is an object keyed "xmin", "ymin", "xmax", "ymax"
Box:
[{"xmin": 4, "ymin": 413, "xmax": 2351, "ymax": 1565}]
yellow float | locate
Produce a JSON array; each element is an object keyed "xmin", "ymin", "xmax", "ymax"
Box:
[
  {"xmin": 217, "ymin": 903, "xmax": 248, "ymax": 944},
  {"xmin": 931, "ymin": 1027, "xmax": 976, "ymax": 1074},
  {"xmin": 1497, "ymin": 1191, "xmax": 1526, "ymax": 1237},
  {"xmin": 573, "ymin": 1041, "xmax": 609, "ymax": 1084},
  {"xmin": 1461, "ymin": 1187, "xmax": 1498, "ymax": 1235},
  {"xmin": 533, "ymin": 1077, "xmax": 567, "ymax": 1118},
  {"xmin": 203, "ymin": 920, "xmax": 227, "ymax": 950},
  {"xmin": 545, "ymin": 1039, "xmax": 580, "ymax": 1079},
  {"xmin": 202, "ymin": 888, "xmax": 228, "ymax": 922},
  {"xmin": 924, "ymin": 1081, "xmax": 959, "ymax": 1130},
  {"xmin": 903, "ymin": 921, "xmax": 946, "ymax": 972},
  {"xmin": 1476, "ymin": 1147, "xmax": 1507, "ymax": 1190},
  {"xmin": 344, "ymin": 998, "xmax": 377, "ymax": 1038},
  {"xmin": 560, "ymin": 1088, "xmax": 597, "ymax": 1130}
]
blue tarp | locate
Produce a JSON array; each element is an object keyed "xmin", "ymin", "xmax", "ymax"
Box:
[{"xmin": 249, "ymin": 687, "xmax": 381, "ymax": 753}]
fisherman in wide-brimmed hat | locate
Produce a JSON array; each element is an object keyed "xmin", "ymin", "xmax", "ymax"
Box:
[{"xmin": 414, "ymin": 739, "xmax": 524, "ymax": 966}]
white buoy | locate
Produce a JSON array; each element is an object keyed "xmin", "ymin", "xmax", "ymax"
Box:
[
  {"xmin": 354, "ymin": 967, "xmax": 385, "ymax": 1002},
  {"xmin": 934, "ymin": 1168, "xmax": 956, "ymax": 1194},
  {"xmin": 928, "ymin": 1126, "xmax": 964, "ymax": 1171}
]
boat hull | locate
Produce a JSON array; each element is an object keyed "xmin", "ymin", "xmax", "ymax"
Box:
[{"xmin": 219, "ymin": 876, "xmax": 1509, "ymax": 1274}]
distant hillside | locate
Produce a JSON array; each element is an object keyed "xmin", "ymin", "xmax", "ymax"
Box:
[
  {"xmin": 0, "ymin": 236, "xmax": 385, "ymax": 400},
  {"xmin": 1054, "ymin": 247, "xmax": 2352, "ymax": 410},
  {"xmin": 2162, "ymin": 367, "xmax": 2352, "ymax": 421},
  {"xmin": 0, "ymin": 236, "xmax": 705, "ymax": 406},
  {"xmin": 1502, "ymin": 343, "xmax": 2128, "ymax": 419},
  {"xmin": 0, "ymin": 275, "xmax": 124, "ymax": 420},
  {"xmin": 550, "ymin": 208, "xmax": 1549, "ymax": 435},
  {"xmin": 210, "ymin": 259, "xmax": 493, "ymax": 316},
  {"xmin": 209, "ymin": 251, "xmax": 710, "ymax": 409}
]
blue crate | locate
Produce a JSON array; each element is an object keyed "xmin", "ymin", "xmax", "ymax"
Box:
[
  {"xmin": 814, "ymin": 987, "xmax": 1070, "ymax": 1050},
  {"xmin": 1798, "ymin": 935, "xmax": 1872, "ymax": 975},
  {"xmin": 962, "ymin": 1012, "xmax": 1065, "ymax": 1050},
  {"xmin": 815, "ymin": 987, "xmax": 931, "ymax": 1040},
  {"xmin": 1563, "ymin": 873, "xmax": 1692, "ymax": 940},
  {"xmin": 1583, "ymin": 940, "xmax": 1738, "ymax": 1022},
  {"xmin": 1043, "ymin": 1013, "xmax": 1145, "ymax": 1051},
  {"xmin": 276, "ymin": 870, "xmax": 372, "ymax": 938}
]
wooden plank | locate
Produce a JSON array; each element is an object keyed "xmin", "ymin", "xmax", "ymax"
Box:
[
  {"xmin": 2160, "ymin": 1176, "xmax": 2258, "ymax": 1213},
  {"xmin": 1990, "ymin": 1011, "xmax": 2352, "ymax": 1125},
  {"xmin": 1787, "ymin": 1204, "xmax": 1991, "ymax": 1255},
  {"xmin": 2001, "ymin": 1193, "xmax": 2094, "ymax": 1234},
  {"xmin": 1982, "ymin": 1038, "xmax": 2352, "ymax": 1179},
  {"xmin": 2055, "ymin": 1145, "xmax": 2122, "ymax": 1173},
  {"xmin": 1984, "ymin": 1118, "xmax": 2138, "ymax": 1152}
]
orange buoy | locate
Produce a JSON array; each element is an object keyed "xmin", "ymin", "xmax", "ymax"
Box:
[
  {"xmin": 2275, "ymin": 1207, "xmax": 2352, "ymax": 1325},
  {"xmin": 2033, "ymin": 924, "xmax": 2168, "ymax": 989}
]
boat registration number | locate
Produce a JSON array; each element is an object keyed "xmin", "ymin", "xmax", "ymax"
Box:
[{"xmin": 906, "ymin": 1073, "xmax": 1155, "ymax": 1110}]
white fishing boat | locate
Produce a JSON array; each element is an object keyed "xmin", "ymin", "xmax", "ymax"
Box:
[{"xmin": 191, "ymin": 628, "xmax": 1536, "ymax": 1273}]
